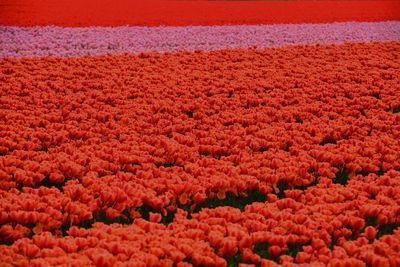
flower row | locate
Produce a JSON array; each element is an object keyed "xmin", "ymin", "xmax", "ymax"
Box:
[
  {"xmin": 1, "ymin": 42, "xmax": 399, "ymax": 265},
  {"xmin": 1, "ymin": 22, "xmax": 399, "ymax": 58}
]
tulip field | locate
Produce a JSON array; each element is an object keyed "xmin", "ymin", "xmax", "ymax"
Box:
[{"xmin": 1, "ymin": 1, "xmax": 400, "ymax": 266}]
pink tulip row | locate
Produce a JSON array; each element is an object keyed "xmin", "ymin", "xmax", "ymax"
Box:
[{"xmin": 1, "ymin": 21, "xmax": 399, "ymax": 58}]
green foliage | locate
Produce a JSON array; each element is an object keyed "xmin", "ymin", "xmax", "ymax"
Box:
[{"xmin": 333, "ymin": 166, "xmax": 350, "ymax": 185}]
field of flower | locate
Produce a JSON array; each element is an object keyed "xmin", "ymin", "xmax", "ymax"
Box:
[{"xmin": 1, "ymin": 1, "xmax": 400, "ymax": 266}]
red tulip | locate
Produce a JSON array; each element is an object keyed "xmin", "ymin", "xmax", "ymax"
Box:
[
  {"xmin": 149, "ymin": 212, "xmax": 162, "ymax": 223},
  {"xmin": 268, "ymin": 245, "xmax": 281, "ymax": 258},
  {"xmin": 364, "ymin": 226, "xmax": 377, "ymax": 240},
  {"xmin": 296, "ymin": 252, "xmax": 311, "ymax": 263}
]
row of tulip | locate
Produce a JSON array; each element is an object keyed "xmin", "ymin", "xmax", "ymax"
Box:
[
  {"xmin": 1, "ymin": 22, "xmax": 399, "ymax": 58},
  {"xmin": 1, "ymin": 168, "xmax": 399, "ymax": 265},
  {"xmin": 1, "ymin": 42, "xmax": 399, "ymax": 265},
  {"xmin": 2, "ymin": 0, "xmax": 400, "ymax": 27}
]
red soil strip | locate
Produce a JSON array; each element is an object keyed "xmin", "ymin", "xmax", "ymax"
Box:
[{"xmin": 0, "ymin": 0, "xmax": 399, "ymax": 27}]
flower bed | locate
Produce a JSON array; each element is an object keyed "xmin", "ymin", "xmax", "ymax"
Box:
[
  {"xmin": 0, "ymin": 42, "xmax": 399, "ymax": 265},
  {"xmin": 1, "ymin": 0, "xmax": 399, "ymax": 27},
  {"xmin": 2, "ymin": 22, "xmax": 400, "ymax": 58}
]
